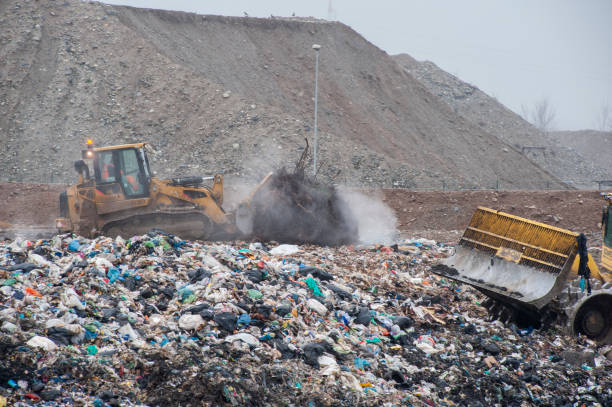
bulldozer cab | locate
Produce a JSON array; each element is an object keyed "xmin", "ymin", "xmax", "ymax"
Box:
[{"xmin": 91, "ymin": 144, "xmax": 152, "ymax": 199}]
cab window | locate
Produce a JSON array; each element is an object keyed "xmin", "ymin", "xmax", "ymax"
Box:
[
  {"xmin": 97, "ymin": 151, "xmax": 116, "ymax": 183},
  {"xmin": 118, "ymin": 149, "xmax": 145, "ymax": 197},
  {"xmin": 605, "ymin": 207, "xmax": 612, "ymax": 247}
]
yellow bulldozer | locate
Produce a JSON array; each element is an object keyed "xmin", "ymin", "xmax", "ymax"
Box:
[
  {"xmin": 56, "ymin": 140, "xmax": 238, "ymax": 240},
  {"xmin": 433, "ymin": 198, "xmax": 612, "ymax": 344},
  {"xmin": 56, "ymin": 140, "xmax": 358, "ymax": 245}
]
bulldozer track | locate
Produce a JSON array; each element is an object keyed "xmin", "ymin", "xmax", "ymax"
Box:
[{"xmin": 101, "ymin": 212, "xmax": 212, "ymax": 240}]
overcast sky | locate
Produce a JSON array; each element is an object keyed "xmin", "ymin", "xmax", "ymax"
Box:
[{"xmin": 103, "ymin": 0, "xmax": 612, "ymax": 131}]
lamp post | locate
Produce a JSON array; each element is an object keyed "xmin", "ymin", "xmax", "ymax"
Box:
[{"xmin": 312, "ymin": 44, "xmax": 321, "ymax": 176}]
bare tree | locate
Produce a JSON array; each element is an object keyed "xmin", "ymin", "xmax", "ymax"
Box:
[
  {"xmin": 532, "ymin": 98, "xmax": 555, "ymax": 133},
  {"xmin": 520, "ymin": 104, "xmax": 530, "ymax": 123},
  {"xmin": 521, "ymin": 98, "xmax": 556, "ymax": 133},
  {"xmin": 595, "ymin": 101, "xmax": 611, "ymax": 131}
]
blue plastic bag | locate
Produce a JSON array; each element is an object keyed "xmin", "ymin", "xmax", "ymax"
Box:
[{"xmin": 68, "ymin": 240, "xmax": 80, "ymax": 252}]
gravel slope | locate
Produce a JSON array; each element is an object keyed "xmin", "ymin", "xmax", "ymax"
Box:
[
  {"xmin": 394, "ymin": 54, "xmax": 611, "ymax": 188},
  {"xmin": 0, "ymin": 0, "xmax": 563, "ymax": 189}
]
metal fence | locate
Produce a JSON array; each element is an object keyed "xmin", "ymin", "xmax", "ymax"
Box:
[
  {"xmin": 347, "ymin": 178, "xmax": 610, "ymax": 191},
  {"xmin": 2, "ymin": 174, "xmax": 610, "ymax": 192}
]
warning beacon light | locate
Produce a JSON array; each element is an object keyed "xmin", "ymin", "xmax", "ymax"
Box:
[{"xmin": 82, "ymin": 139, "xmax": 94, "ymax": 159}]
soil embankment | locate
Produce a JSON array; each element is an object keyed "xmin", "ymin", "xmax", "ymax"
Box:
[{"xmin": 0, "ymin": 182, "xmax": 604, "ymax": 245}]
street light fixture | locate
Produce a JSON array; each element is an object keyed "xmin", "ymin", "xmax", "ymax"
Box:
[{"xmin": 312, "ymin": 44, "xmax": 321, "ymax": 176}]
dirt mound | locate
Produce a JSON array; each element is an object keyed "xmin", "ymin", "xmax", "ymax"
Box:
[
  {"xmin": 0, "ymin": 0, "xmax": 562, "ymax": 189},
  {"xmin": 1, "ymin": 182, "xmax": 605, "ymax": 247},
  {"xmin": 548, "ymin": 130, "xmax": 612, "ymax": 182},
  {"xmin": 382, "ymin": 188, "xmax": 605, "ymax": 246},
  {"xmin": 394, "ymin": 54, "xmax": 611, "ymax": 188},
  {"xmin": 0, "ymin": 183, "xmax": 66, "ymax": 227}
]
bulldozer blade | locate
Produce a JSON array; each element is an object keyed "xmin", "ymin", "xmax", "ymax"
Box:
[
  {"xmin": 234, "ymin": 172, "xmax": 274, "ymax": 236},
  {"xmin": 432, "ymin": 207, "xmax": 579, "ymax": 311}
]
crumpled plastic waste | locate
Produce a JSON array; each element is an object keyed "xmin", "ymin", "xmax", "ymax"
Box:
[
  {"xmin": 269, "ymin": 244, "xmax": 300, "ymax": 256},
  {"xmin": 0, "ymin": 233, "xmax": 610, "ymax": 406}
]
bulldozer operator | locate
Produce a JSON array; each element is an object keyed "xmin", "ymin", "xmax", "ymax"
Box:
[
  {"xmin": 101, "ymin": 153, "xmax": 116, "ymax": 183},
  {"xmin": 99, "ymin": 151, "xmax": 141, "ymax": 194}
]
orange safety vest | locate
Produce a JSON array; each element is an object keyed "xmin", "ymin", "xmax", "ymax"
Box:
[
  {"xmin": 103, "ymin": 163, "xmax": 114, "ymax": 180},
  {"xmin": 126, "ymin": 175, "xmax": 140, "ymax": 193}
]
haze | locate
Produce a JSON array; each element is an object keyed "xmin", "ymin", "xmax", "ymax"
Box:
[{"xmin": 102, "ymin": 0, "xmax": 612, "ymax": 131}]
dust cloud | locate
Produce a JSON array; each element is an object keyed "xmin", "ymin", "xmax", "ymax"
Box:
[
  {"xmin": 224, "ymin": 136, "xmax": 294, "ymax": 211},
  {"xmin": 225, "ymin": 138, "xmax": 397, "ymax": 246},
  {"xmin": 337, "ymin": 187, "xmax": 398, "ymax": 245},
  {"xmin": 238, "ymin": 169, "xmax": 357, "ymax": 245}
]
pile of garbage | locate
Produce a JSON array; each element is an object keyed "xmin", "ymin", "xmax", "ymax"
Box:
[
  {"xmin": 237, "ymin": 141, "xmax": 358, "ymax": 246},
  {"xmin": 1, "ymin": 233, "xmax": 611, "ymax": 406},
  {"xmin": 241, "ymin": 168, "xmax": 357, "ymax": 246}
]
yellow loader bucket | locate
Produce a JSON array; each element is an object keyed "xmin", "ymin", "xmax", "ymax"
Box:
[{"xmin": 434, "ymin": 207, "xmax": 579, "ymax": 310}]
